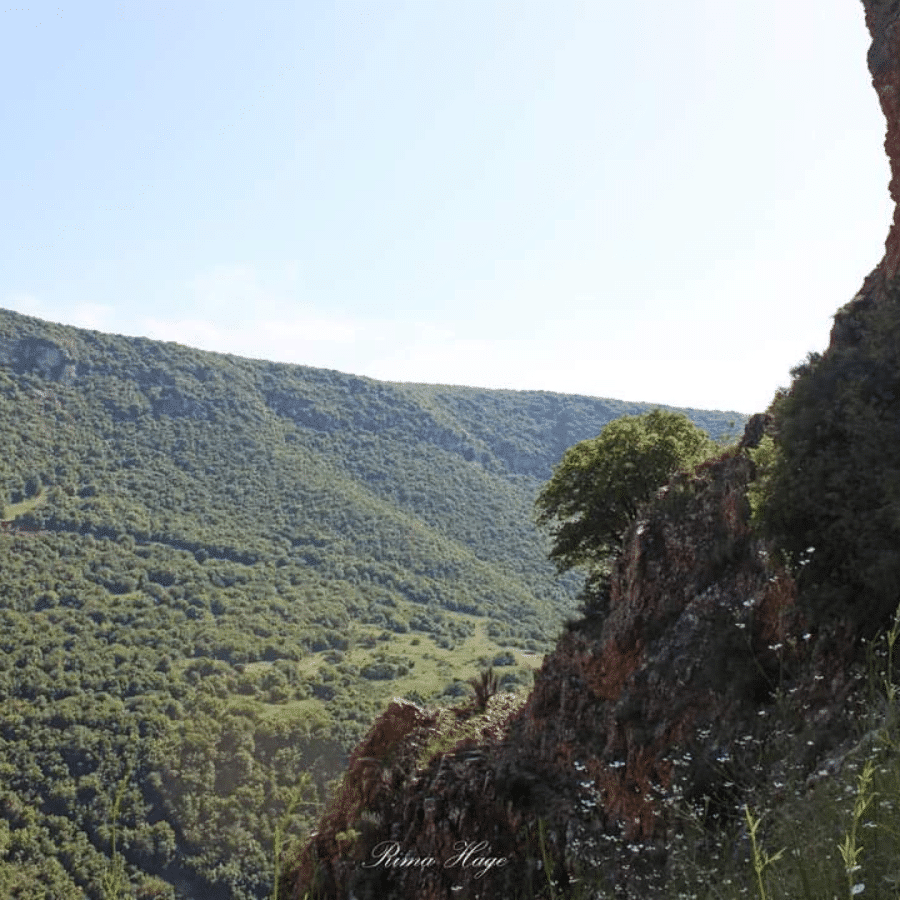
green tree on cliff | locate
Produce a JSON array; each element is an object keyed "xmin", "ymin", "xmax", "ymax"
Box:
[{"xmin": 535, "ymin": 409, "xmax": 715, "ymax": 583}]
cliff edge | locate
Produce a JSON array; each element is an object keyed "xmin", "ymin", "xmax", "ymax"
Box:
[{"xmin": 832, "ymin": 0, "xmax": 900, "ymax": 344}]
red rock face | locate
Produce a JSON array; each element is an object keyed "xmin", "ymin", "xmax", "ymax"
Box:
[
  {"xmin": 515, "ymin": 451, "xmax": 799, "ymax": 844},
  {"xmin": 862, "ymin": 1, "xmax": 900, "ymax": 280},
  {"xmin": 283, "ymin": 698, "xmax": 439, "ymax": 897},
  {"xmin": 831, "ymin": 2, "xmax": 900, "ymax": 345}
]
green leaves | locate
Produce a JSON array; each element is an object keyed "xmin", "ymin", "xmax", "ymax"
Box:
[
  {"xmin": 837, "ymin": 760, "xmax": 876, "ymax": 900},
  {"xmin": 535, "ymin": 409, "xmax": 717, "ymax": 574},
  {"xmin": 754, "ymin": 287, "xmax": 900, "ymax": 633},
  {"xmin": 744, "ymin": 804, "xmax": 785, "ymax": 900}
]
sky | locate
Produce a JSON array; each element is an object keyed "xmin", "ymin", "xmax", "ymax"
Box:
[{"xmin": 0, "ymin": 1, "xmax": 892, "ymax": 414}]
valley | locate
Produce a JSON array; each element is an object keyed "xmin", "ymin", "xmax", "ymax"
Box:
[{"xmin": 0, "ymin": 307, "xmax": 742, "ymax": 898}]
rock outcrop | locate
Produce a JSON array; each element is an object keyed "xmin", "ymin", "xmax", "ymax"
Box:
[
  {"xmin": 863, "ymin": 0, "xmax": 900, "ymax": 280},
  {"xmin": 832, "ymin": 0, "xmax": 900, "ymax": 345}
]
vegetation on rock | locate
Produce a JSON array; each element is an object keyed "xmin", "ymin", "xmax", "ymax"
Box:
[
  {"xmin": 535, "ymin": 408, "xmax": 718, "ymax": 614},
  {"xmin": 752, "ymin": 284, "xmax": 900, "ymax": 636},
  {"xmin": 467, "ymin": 667, "xmax": 500, "ymax": 710},
  {"xmin": 535, "ymin": 409, "xmax": 717, "ymax": 574}
]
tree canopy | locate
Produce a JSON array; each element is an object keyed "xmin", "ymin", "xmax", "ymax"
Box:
[{"xmin": 535, "ymin": 409, "xmax": 716, "ymax": 575}]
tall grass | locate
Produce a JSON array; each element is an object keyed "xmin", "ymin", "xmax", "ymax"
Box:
[
  {"xmin": 503, "ymin": 606, "xmax": 900, "ymax": 900},
  {"xmin": 664, "ymin": 604, "xmax": 900, "ymax": 900},
  {"xmin": 744, "ymin": 804, "xmax": 784, "ymax": 900},
  {"xmin": 270, "ymin": 772, "xmax": 314, "ymax": 900}
]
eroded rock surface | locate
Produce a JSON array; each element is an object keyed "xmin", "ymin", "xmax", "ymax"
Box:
[{"xmin": 832, "ymin": 1, "xmax": 900, "ymax": 344}]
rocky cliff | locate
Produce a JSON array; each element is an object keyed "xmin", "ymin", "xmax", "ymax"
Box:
[
  {"xmin": 282, "ymin": 4, "xmax": 900, "ymax": 897},
  {"xmin": 833, "ymin": 0, "xmax": 900, "ymax": 346},
  {"xmin": 282, "ymin": 425, "xmax": 870, "ymax": 899}
]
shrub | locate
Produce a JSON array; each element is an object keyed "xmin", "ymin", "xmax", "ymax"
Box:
[
  {"xmin": 467, "ymin": 667, "xmax": 499, "ymax": 710},
  {"xmin": 754, "ymin": 289, "xmax": 900, "ymax": 634}
]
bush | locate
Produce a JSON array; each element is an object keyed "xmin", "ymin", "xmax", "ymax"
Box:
[
  {"xmin": 360, "ymin": 663, "xmax": 397, "ymax": 681},
  {"xmin": 754, "ymin": 289, "xmax": 900, "ymax": 634},
  {"xmin": 467, "ymin": 667, "xmax": 499, "ymax": 709}
]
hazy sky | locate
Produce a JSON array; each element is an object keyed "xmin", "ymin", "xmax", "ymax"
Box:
[{"xmin": 1, "ymin": 1, "xmax": 891, "ymax": 414}]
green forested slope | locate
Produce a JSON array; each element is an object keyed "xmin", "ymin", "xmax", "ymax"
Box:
[{"xmin": 0, "ymin": 307, "xmax": 743, "ymax": 898}]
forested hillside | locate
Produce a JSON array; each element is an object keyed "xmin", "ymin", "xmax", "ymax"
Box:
[{"xmin": 0, "ymin": 307, "xmax": 743, "ymax": 899}]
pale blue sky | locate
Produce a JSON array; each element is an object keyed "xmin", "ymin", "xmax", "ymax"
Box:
[{"xmin": 1, "ymin": 1, "xmax": 891, "ymax": 413}]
